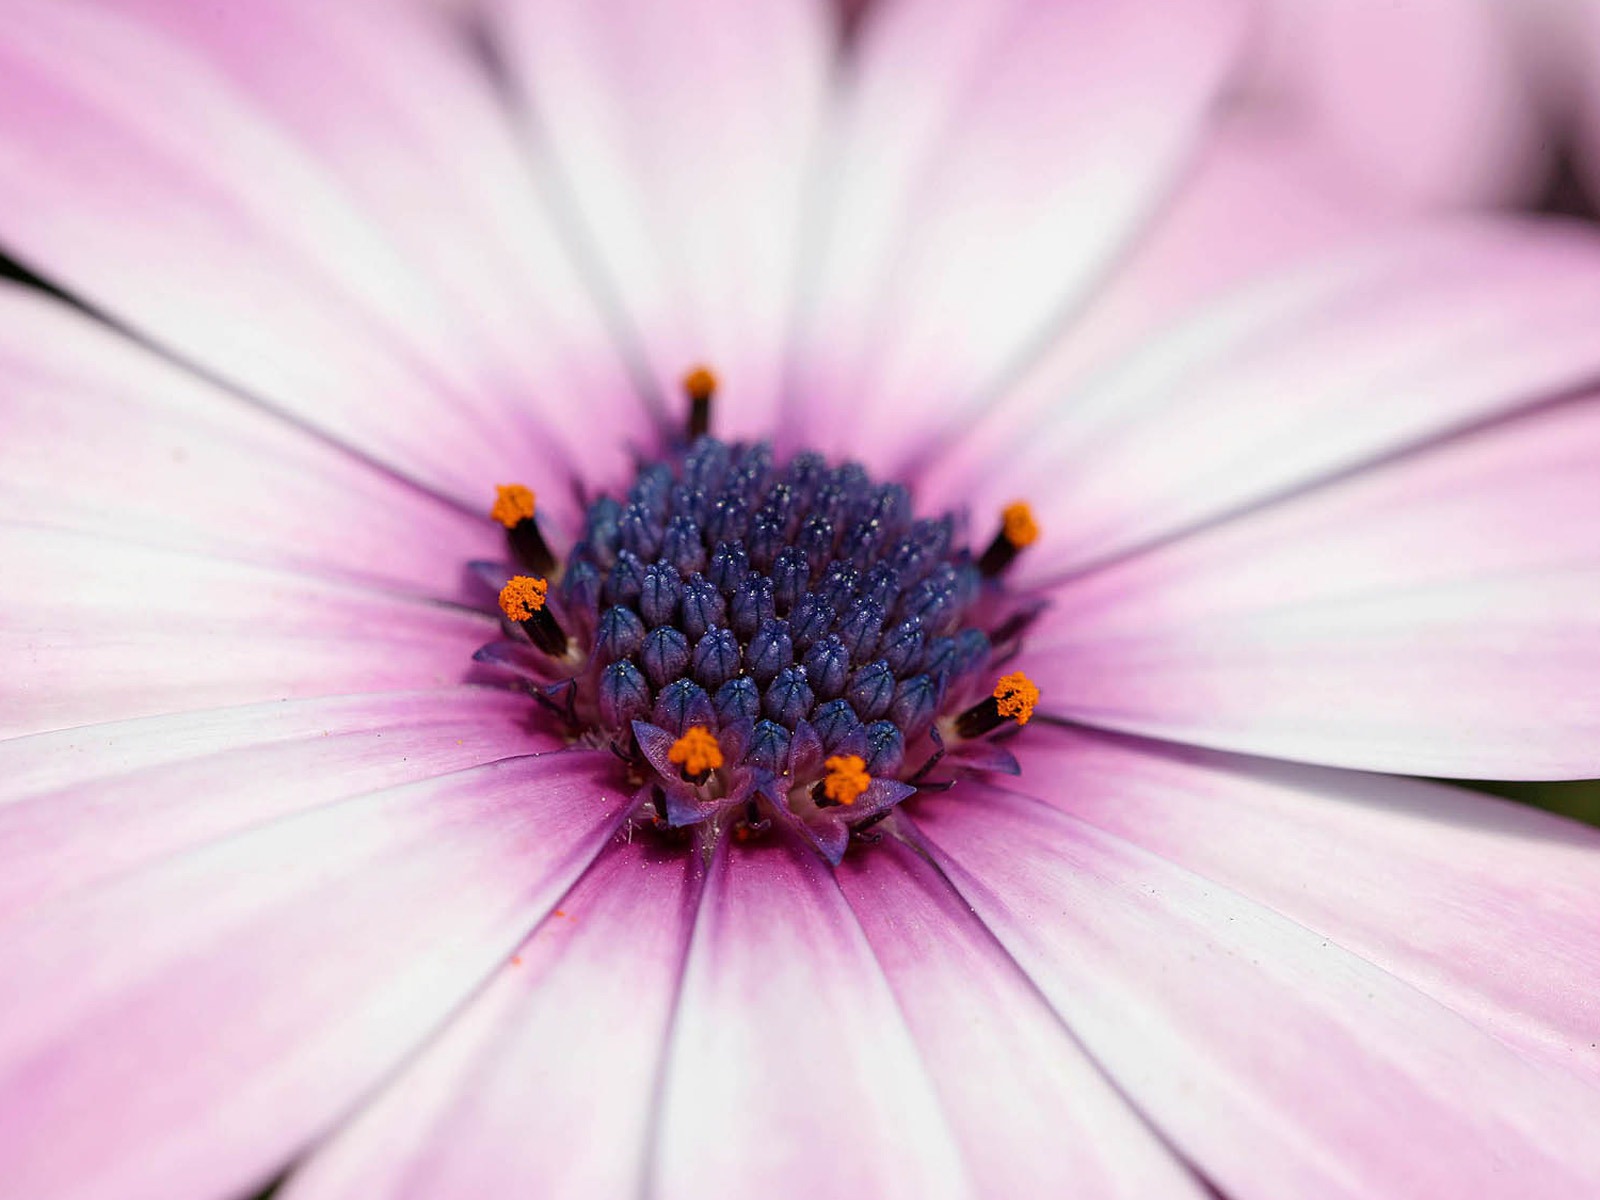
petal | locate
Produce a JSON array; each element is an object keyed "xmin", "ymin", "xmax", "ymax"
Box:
[
  {"xmin": 1238, "ymin": 0, "xmax": 1542, "ymax": 209},
  {"xmin": 914, "ymin": 119, "xmax": 1386, "ymax": 508},
  {"xmin": 0, "ymin": 688, "xmax": 556, "ymax": 924},
  {"xmin": 0, "ymin": 0, "xmax": 635, "ymax": 510},
  {"xmin": 910, "ymin": 782, "xmax": 1600, "ymax": 1199},
  {"xmin": 651, "ymin": 833, "xmax": 973, "ymax": 1200},
  {"xmin": 0, "ymin": 750, "xmax": 631, "ymax": 1200},
  {"xmin": 1012, "ymin": 725, "xmax": 1600, "ymax": 1089},
  {"xmin": 0, "ymin": 285, "xmax": 501, "ymax": 600},
  {"xmin": 996, "ymin": 219, "xmax": 1600, "ymax": 581},
  {"xmin": 491, "ymin": 0, "xmax": 833, "ymax": 437},
  {"xmin": 787, "ymin": 0, "xmax": 1245, "ymax": 463},
  {"xmin": 0, "ymin": 525, "xmax": 493, "ymax": 737},
  {"xmin": 836, "ymin": 834, "xmax": 1206, "ymax": 1199},
  {"xmin": 1023, "ymin": 391, "xmax": 1600, "ymax": 776},
  {"xmin": 281, "ymin": 836, "xmax": 698, "ymax": 1200}
]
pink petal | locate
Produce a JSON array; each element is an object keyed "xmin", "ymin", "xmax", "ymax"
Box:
[
  {"xmin": 787, "ymin": 0, "xmax": 1245, "ymax": 465},
  {"xmin": 1238, "ymin": 0, "xmax": 1542, "ymax": 209},
  {"xmin": 281, "ymin": 836, "xmax": 698, "ymax": 1200},
  {"xmin": 0, "ymin": 0, "xmax": 636, "ymax": 511},
  {"xmin": 0, "ymin": 285, "xmax": 503, "ymax": 599},
  {"xmin": 0, "ymin": 688, "xmax": 556, "ymax": 924},
  {"xmin": 1012, "ymin": 725, "xmax": 1600, "ymax": 1090},
  {"xmin": 911, "ymin": 783, "xmax": 1600, "ymax": 1198},
  {"xmin": 1023, "ymin": 392, "xmax": 1600, "ymax": 777},
  {"xmin": 0, "ymin": 525, "xmax": 494, "ymax": 738},
  {"xmin": 0, "ymin": 750, "xmax": 631, "ymax": 1200},
  {"xmin": 994, "ymin": 220, "xmax": 1600, "ymax": 581},
  {"xmin": 652, "ymin": 834, "xmax": 972, "ymax": 1200},
  {"xmin": 491, "ymin": 0, "xmax": 832, "ymax": 438},
  {"xmin": 836, "ymin": 834, "xmax": 1206, "ymax": 1198},
  {"xmin": 915, "ymin": 119, "xmax": 1386, "ymax": 509}
]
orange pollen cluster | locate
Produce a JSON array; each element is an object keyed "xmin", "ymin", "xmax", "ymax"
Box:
[
  {"xmin": 498, "ymin": 575, "xmax": 549, "ymax": 621},
  {"xmin": 1001, "ymin": 501, "xmax": 1039, "ymax": 548},
  {"xmin": 682, "ymin": 365, "xmax": 718, "ymax": 402},
  {"xmin": 668, "ymin": 726, "xmax": 724, "ymax": 776},
  {"xmin": 993, "ymin": 672, "xmax": 1040, "ymax": 726},
  {"xmin": 490, "ymin": 484, "xmax": 537, "ymax": 529},
  {"xmin": 822, "ymin": 755, "xmax": 872, "ymax": 806}
]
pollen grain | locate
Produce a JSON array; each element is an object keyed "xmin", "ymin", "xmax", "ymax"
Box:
[
  {"xmin": 822, "ymin": 754, "xmax": 871, "ymax": 806},
  {"xmin": 993, "ymin": 671, "xmax": 1040, "ymax": 726},
  {"xmin": 491, "ymin": 483, "xmax": 538, "ymax": 529},
  {"xmin": 1001, "ymin": 501, "xmax": 1039, "ymax": 548},
  {"xmin": 682, "ymin": 365, "xmax": 718, "ymax": 402},
  {"xmin": 668, "ymin": 726, "xmax": 725, "ymax": 776},
  {"xmin": 498, "ymin": 575, "xmax": 549, "ymax": 621}
]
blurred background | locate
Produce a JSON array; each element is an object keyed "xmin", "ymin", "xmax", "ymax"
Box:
[{"xmin": 1224, "ymin": 0, "xmax": 1600, "ymax": 826}]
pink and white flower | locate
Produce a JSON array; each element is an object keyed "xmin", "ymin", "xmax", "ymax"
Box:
[{"xmin": 2, "ymin": 1, "xmax": 1599, "ymax": 1198}]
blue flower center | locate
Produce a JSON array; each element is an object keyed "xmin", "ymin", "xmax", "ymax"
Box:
[
  {"xmin": 570, "ymin": 436, "xmax": 991, "ymax": 763},
  {"xmin": 480, "ymin": 378, "xmax": 1041, "ymax": 861}
]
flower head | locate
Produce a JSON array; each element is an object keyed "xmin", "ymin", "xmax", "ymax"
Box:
[{"xmin": 0, "ymin": 2, "xmax": 1599, "ymax": 1199}]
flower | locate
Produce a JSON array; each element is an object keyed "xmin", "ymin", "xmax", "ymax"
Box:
[{"xmin": 2, "ymin": 1, "xmax": 1600, "ymax": 1198}]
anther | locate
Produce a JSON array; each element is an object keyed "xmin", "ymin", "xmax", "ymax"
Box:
[
  {"xmin": 491, "ymin": 484, "xmax": 557, "ymax": 575},
  {"xmin": 498, "ymin": 576, "xmax": 567, "ymax": 655},
  {"xmin": 668, "ymin": 725, "xmax": 723, "ymax": 784},
  {"xmin": 684, "ymin": 365, "xmax": 717, "ymax": 439},
  {"xmin": 977, "ymin": 501, "xmax": 1039, "ymax": 577},
  {"xmin": 816, "ymin": 754, "xmax": 871, "ymax": 807},
  {"xmin": 955, "ymin": 671, "xmax": 1040, "ymax": 738}
]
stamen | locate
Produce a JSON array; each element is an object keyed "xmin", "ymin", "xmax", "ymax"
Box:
[
  {"xmin": 490, "ymin": 483, "xmax": 537, "ymax": 528},
  {"xmin": 1002, "ymin": 502, "xmax": 1040, "ymax": 548},
  {"xmin": 993, "ymin": 670, "xmax": 1040, "ymax": 725},
  {"xmin": 668, "ymin": 725, "xmax": 724, "ymax": 783},
  {"xmin": 498, "ymin": 575, "xmax": 568, "ymax": 655},
  {"xmin": 683, "ymin": 365, "xmax": 717, "ymax": 439},
  {"xmin": 498, "ymin": 575, "xmax": 548, "ymax": 621},
  {"xmin": 955, "ymin": 671, "xmax": 1040, "ymax": 738},
  {"xmin": 821, "ymin": 754, "xmax": 871, "ymax": 806},
  {"xmin": 977, "ymin": 500, "xmax": 1039, "ymax": 576},
  {"xmin": 490, "ymin": 483, "xmax": 557, "ymax": 574}
]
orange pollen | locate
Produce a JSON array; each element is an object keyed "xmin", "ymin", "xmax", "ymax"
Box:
[
  {"xmin": 668, "ymin": 726, "xmax": 724, "ymax": 776},
  {"xmin": 498, "ymin": 575, "xmax": 549, "ymax": 621},
  {"xmin": 1001, "ymin": 501, "xmax": 1039, "ymax": 548},
  {"xmin": 491, "ymin": 484, "xmax": 537, "ymax": 529},
  {"xmin": 682, "ymin": 365, "xmax": 718, "ymax": 402},
  {"xmin": 822, "ymin": 754, "xmax": 871, "ymax": 806},
  {"xmin": 993, "ymin": 671, "xmax": 1040, "ymax": 726}
]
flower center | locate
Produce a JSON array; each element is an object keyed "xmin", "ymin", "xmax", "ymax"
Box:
[{"xmin": 476, "ymin": 368, "xmax": 1043, "ymax": 862}]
